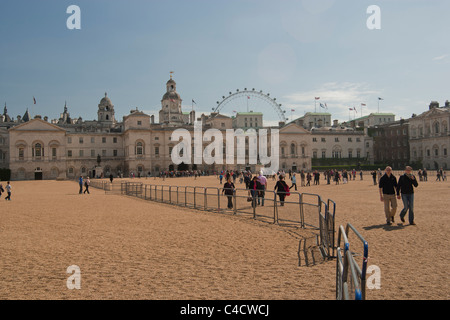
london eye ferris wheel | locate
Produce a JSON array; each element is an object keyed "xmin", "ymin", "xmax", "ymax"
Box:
[{"xmin": 213, "ymin": 88, "xmax": 288, "ymax": 124}]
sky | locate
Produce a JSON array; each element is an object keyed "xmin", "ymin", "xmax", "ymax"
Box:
[{"xmin": 1, "ymin": 0, "xmax": 449, "ymax": 126}]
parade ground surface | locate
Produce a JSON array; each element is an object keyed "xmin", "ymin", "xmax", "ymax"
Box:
[{"xmin": 1, "ymin": 175, "xmax": 449, "ymax": 300}]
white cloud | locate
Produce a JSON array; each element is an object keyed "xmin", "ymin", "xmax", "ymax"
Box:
[{"xmin": 433, "ymin": 54, "xmax": 448, "ymax": 61}]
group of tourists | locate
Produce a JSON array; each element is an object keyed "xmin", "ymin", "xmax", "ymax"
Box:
[{"xmin": 221, "ymin": 170, "xmax": 290, "ymax": 209}]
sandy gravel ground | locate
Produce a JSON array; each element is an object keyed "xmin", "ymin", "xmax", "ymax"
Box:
[{"xmin": 0, "ymin": 174, "xmax": 448, "ymax": 300}]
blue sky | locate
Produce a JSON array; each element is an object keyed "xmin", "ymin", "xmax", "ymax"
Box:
[{"xmin": 1, "ymin": 0, "xmax": 449, "ymax": 125}]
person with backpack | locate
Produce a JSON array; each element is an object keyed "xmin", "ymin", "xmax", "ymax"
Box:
[
  {"xmin": 274, "ymin": 175, "xmax": 289, "ymax": 207},
  {"xmin": 248, "ymin": 176, "xmax": 261, "ymax": 208}
]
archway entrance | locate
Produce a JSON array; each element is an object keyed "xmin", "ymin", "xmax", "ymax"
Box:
[{"xmin": 35, "ymin": 168, "xmax": 43, "ymax": 180}]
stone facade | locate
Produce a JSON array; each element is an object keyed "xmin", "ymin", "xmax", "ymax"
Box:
[
  {"xmin": 1, "ymin": 78, "xmax": 312, "ymax": 180},
  {"xmin": 409, "ymin": 101, "xmax": 450, "ymax": 170}
]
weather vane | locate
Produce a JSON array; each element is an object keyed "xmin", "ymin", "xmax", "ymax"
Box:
[{"xmin": 170, "ymin": 71, "xmax": 174, "ymax": 79}]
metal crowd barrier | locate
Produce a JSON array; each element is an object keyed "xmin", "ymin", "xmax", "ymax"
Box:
[
  {"xmin": 336, "ymin": 223, "xmax": 369, "ymax": 300},
  {"xmin": 118, "ymin": 182, "xmax": 337, "ymax": 265}
]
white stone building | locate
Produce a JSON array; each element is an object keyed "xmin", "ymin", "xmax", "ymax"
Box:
[
  {"xmin": 409, "ymin": 101, "xmax": 450, "ymax": 170},
  {"xmin": 2, "ymin": 77, "xmax": 313, "ymax": 180}
]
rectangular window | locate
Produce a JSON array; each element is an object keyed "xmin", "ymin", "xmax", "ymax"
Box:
[
  {"xmin": 102, "ymin": 137, "xmax": 106, "ymax": 143},
  {"xmin": 155, "ymin": 137, "xmax": 159, "ymax": 141},
  {"xmin": 155, "ymin": 147, "xmax": 159, "ymax": 156},
  {"xmin": 322, "ymin": 151, "xmax": 326, "ymax": 158},
  {"xmin": 52, "ymin": 148, "xmax": 57, "ymax": 159},
  {"xmin": 321, "ymin": 138, "xmax": 326, "ymax": 142},
  {"xmin": 113, "ymin": 137, "xmax": 117, "ymax": 143},
  {"xmin": 19, "ymin": 148, "xmax": 24, "ymax": 160},
  {"xmin": 335, "ymin": 138, "xmax": 339, "ymax": 142},
  {"xmin": 349, "ymin": 151, "xmax": 353, "ymax": 159},
  {"xmin": 102, "ymin": 150, "xmax": 106, "ymax": 157},
  {"xmin": 113, "ymin": 150, "xmax": 118, "ymax": 157},
  {"xmin": 348, "ymin": 138, "xmax": 352, "ymax": 142},
  {"xmin": 444, "ymin": 149, "xmax": 448, "ymax": 156},
  {"xmin": 91, "ymin": 137, "xmax": 95, "ymax": 144},
  {"xmin": 68, "ymin": 137, "xmax": 72, "ymax": 144},
  {"xmin": 68, "ymin": 150, "xmax": 72, "ymax": 158},
  {"xmin": 313, "ymin": 151, "xmax": 317, "ymax": 159},
  {"xmin": 79, "ymin": 137, "xmax": 83, "ymax": 144},
  {"xmin": 79, "ymin": 150, "xmax": 84, "ymax": 157},
  {"xmin": 137, "ymin": 121, "xmax": 142, "ymax": 126},
  {"xmin": 313, "ymin": 138, "xmax": 317, "ymax": 142},
  {"xmin": 91, "ymin": 150, "xmax": 95, "ymax": 158}
]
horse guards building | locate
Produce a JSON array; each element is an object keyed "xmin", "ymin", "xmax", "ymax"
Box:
[{"xmin": 0, "ymin": 76, "xmax": 449, "ymax": 181}]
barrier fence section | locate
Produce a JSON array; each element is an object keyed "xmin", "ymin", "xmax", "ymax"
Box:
[
  {"xmin": 117, "ymin": 182, "xmax": 337, "ymax": 260},
  {"xmin": 336, "ymin": 223, "xmax": 369, "ymax": 300}
]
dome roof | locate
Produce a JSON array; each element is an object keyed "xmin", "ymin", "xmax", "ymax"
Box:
[
  {"xmin": 100, "ymin": 96, "xmax": 112, "ymax": 106},
  {"xmin": 99, "ymin": 93, "xmax": 114, "ymax": 110},
  {"xmin": 167, "ymin": 79, "xmax": 176, "ymax": 85}
]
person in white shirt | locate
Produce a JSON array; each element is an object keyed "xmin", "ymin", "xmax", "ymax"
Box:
[
  {"xmin": 290, "ymin": 173, "xmax": 297, "ymax": 191},
  {"xmin": 5, "ymin": 181, "xmax": 11, "ymax": 201}
]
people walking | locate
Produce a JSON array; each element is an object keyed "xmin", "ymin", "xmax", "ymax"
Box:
[
  {"xmin": 0, "ymin": 182, "xmax": 4, "ymax": 198},
  {"xmin": 397, "ymin": 166, "xmax": 419, "ymax": 225},
  {"xmin": 249, "ymin": 176, "xmax": 261, "ymax": 208},
  {"xmin": 222, "ymin": 178, "xmax": 235, "ymax": 210},
  {"xmin": 257, "ymin": 173, "xmax": 267, "ymax": 206},
  {"xmin": 379, "ymin": 166, "xmax": 398, "ymax": 225},
  {"xmin": 300, "ymin": 170, "xmax": 306, "ymax": 187},
  {"xmin": 5, "ymin": 181, "xmax": 11, "ymax": 201},
  {"xmin": 274, "ymin": 175, "xmax": 289, "ymax": 206},
  {"xmin": 306, "ymin": 172, "xmax": 312, "ymax": 186},
  {"xmin": 84, "ymin": 177, "xmax": 90, "ymax": 194},
  {"xmin": 371, "ymin": 170, "xmax": 377, "ymax": 185},
  {"xmin": 79, "ymin": 176, "xmax": 83, "ymax": 194},
  {"xmin": 289, "ymin": 173, "xmax": 297, "ymax": 191},
  {"xmin": 335, "ymin": 171, "xmax": 340, "ymax": 185},
  {"xmin": 314, "ymin": 171, "xmax": 320, "ymax": 185}
]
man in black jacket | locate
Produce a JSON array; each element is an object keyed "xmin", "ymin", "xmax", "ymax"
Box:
[
  {"xmin": 397, "ymin": 166, "xmax": 419, "ymax": 225},
  {"xmin": 379, "ymin": 166, "xmax": 398, "ymax": 225}
]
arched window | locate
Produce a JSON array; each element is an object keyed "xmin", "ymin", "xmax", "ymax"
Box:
[
  {"xmin": 434, "ymin": 122, "xmax": 440, "ymax": 134},
  {"xmin": 290, "ymin": 143, "xmax": 296, "ymax": 156},
  {"xmin": 33, "ymin": 143, "xmax": 43, "ymax": 159},
  {"xmin": 136, "ymin": 141, "xmax": 144, "ymax": 156}
]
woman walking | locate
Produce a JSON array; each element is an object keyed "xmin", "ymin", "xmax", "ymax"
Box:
[
  {"xmin": 222, "ymin": 178, "xmax": 235, "ymax": 210},
  {"xmin": 274, "ymin": 175, "xmax": 289, "ymax": 206}
]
